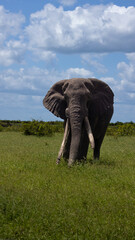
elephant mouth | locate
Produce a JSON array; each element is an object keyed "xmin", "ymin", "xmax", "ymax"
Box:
[{"xmin": 56, "ymin": 116, "xmax": 95, "ymax": 166}]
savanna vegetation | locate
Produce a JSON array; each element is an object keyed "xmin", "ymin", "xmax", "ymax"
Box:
[
  {"xmin": 0, "ymin": 120, "xmax": 135, "ymax": 239},
  {"xmin": 0, "ymin": 119, "xmax": 135, "ymax": 136}
]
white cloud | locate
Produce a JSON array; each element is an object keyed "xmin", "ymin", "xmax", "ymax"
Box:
[
  {"xmin": 117, "ymin": 62, "xmax": 135, "ymax": 88},
  {"xmin": 0, "ymin": 40, "xmax": 26, "ymax": 66},
  {"xmin": 81, "ymin": 53, "xmax": 107, "ymax": 73},
  {"xmin": 126, "ymin": 52, "xmax": 135, "ymax": 63},
  {"xmin": 0, "ymin": 66, "xmax": 93, "ymax": 95},
  {"xmin": 0, "ymin": 68, "xmax": 39, "ymax": 91},
  {"xmin": 128, "ymin": 93, "xmax": 135, "ymax": 99},
  {"xmin": 0, "ymin": 6, "xmax": 25, "ymax": 43},
  {"xmin": 65, "ymin": 68, "xmax": 93, "ymax": 78},
  {"xmin": 1, "ymin": 3, "xmax": 135, "ymax": 66},
  {"xmin": 101, "ymin": 77, "xmax": 117, "ymax": 87},
  {"xmin": 0, "ymin": 5, "xmax": 26, "ymax": 66},
  {"xmin": 26, "ymin": 4, "xmax": 135, "ymax": 54},
  {"xmin": 116, "ymin": 55, "xmax": 135, "ymax": 104},
  {"xmin": 30, "ymin": 48, "xmax": 56, "ymax": 62},
  {"xmin": 59, "ymin": 0, "xmax": 77, "ymax": 6}
]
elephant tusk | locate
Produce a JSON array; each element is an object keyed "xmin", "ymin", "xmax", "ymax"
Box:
[
  {"xmin": 84, "ymin": 117, "xmax": 95, "ymax": 149},
  {"xmin": 56, "ymin": 119, "xmax": 69, "ymax": 164}
]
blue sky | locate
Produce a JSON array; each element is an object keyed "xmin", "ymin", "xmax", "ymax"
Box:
[{"xmin": 0, "ymin": 0, "xmax": 135, "ymax": 122}]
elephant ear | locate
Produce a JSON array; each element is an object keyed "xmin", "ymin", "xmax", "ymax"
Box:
[
  {"xmin": 86, "ymin": 78, "xmax": 114, "ymax": 116},
  {"xmin": 43, "ymin": 80, "xmax": 67, "ymax": 120}
]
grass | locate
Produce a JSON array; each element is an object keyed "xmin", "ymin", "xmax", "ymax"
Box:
[{"xmin": 0, "ymin": 132, "xmax": 135, "ymax": 240}]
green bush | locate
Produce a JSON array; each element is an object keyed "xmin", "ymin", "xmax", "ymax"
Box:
[
  {"xmin": 0, "ymin": 120, "xmax": 64, "ymax": 135},
  {"xmin": 1, "ymin": 120, "xmax": 135, "ymax": 137},
  {"xmin": 0, "ymin": 120, "xmax": 22, "ymax": 132},
  {"xmin": 22, "ymin": 120, "xmax": 53, "ymax": 136},
  {"xmin": 107, "ymin": 123, "xmax": 135, "ymax": 136},
  {"xmin": 0, "ymin": 125, "xmax": 3, "ymax": 132},
  {"xmin": 49, "ymin": 122, "xmax": 64, "ymax": 133},
  {"xmin": 4, "ymin": 125, "xmax": 22, "ymax": 132}
]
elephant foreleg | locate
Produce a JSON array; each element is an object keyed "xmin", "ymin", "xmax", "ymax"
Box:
[{"xmin": 93, "ymin": 136, "xmax": 104, "ymax": 160}]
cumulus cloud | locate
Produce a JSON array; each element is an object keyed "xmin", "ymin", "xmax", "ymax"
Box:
[
  {"xmin": 118, "ymin": 62, "xmax": 135, "ymax": 81},
  {"xmin": 0, "ymin": 68, "xmax": 37, "ymax": 93},
  {"xmin": 0, "ymin": 6, "xmax": 25, "ymax": 43},
  {"xmin": 0, "ymin": 67, "xmax": 50, "ymax": 95},
  {"xmin": 117, "ymin": 62, "xmax": 135, "ymax": 90},
  {"xmin": 30, "ymin": 48, "xmax": 56, "ymax": 62},
  {"xmin": 116, "ymin": 54, "xmax": 135, "ymax": 104},
  {"xmin": 1, "ymin": 3, "xmax": 135, "ymax": 66},
  {"xmin": 0, "ymin": 5, "xmax": 26, "ymax": 66},
  {"xmin": 59, "ymin": 0, "xmax": 77, "ymax": 6},
  {"xmin": 26, "ymin": 4, "xmax": 135, "ymax": 54},
  {"xmin": 0, "ymin": 66, "xmax": 93, "ymax": 95},
  {"xmin": 65, "ymin": 67, "xmax": 93, "ymax": 78},
  {"xmin": 126, "ymin": 52, "xmax": 135, "ymax": 63},
  {"xmin": 81, "ymin": 53, "xmax": 107, "ymax": 73},
  {"xmin": 0, "ymin": 40, "xmax": 26, "ymax": 66},
  {"xmin": 101, "ymin": 77, "xmax": 117, "ymax": 87}
]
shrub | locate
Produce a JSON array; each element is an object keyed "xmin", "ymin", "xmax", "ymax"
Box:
[
  {"xmin": 107, "ymin": 123, "xmax": 135, "ymax": 136},
  {"xmin": 0, "ymin": 120, "xmax": 22, "ymax": 132},
  {"xmin": 49, "ymin": 121, "xmax": 64, "ymax": 133},
  {"xmin": 0, "ymin": 125, "xmax": 3, "ymax": 132},
  {"xmin": 4, "ymin": 125, "xmax": 22, "ymax": 132},
  {"xmin": 22, "ymin": 120, "xmax": 53, "ymax": 136}
]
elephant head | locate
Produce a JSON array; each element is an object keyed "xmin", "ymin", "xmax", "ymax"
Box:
[{"xmin": 43, "ymin": 78, "xmax": 114, "ymax": 166}]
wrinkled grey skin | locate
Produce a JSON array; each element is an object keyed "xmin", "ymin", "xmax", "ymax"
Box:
[{"xmin": 43, "ymin": 78, "xmax": 114, "ymax": 166}]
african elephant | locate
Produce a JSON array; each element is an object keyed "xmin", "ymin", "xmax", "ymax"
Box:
[{"xmin": 43, "ymin": 78, "xmax": 114, "ymax": 166}]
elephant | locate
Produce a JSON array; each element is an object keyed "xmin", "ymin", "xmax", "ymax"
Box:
[{"xmin": 43, "ymin": 78, "xmax": 114, "ymax": 166}]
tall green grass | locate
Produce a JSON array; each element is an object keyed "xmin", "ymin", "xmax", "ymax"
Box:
[{"xmin": 0, "ymin": 132, "xmax": 135, "ymax": 239}]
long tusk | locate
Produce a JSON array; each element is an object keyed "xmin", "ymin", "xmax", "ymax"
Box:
[
  {"xmin": 56, "ymin": 119, "xmax": 69, "ymax": 164},
  {"xmin": 84, "ymin": 117, "xmax": 95, "ymax": 149}
]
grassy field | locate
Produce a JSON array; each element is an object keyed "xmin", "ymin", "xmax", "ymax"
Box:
[{"xmin": 0, "ymin": 132, "xmax": 135, "ymax": 240}]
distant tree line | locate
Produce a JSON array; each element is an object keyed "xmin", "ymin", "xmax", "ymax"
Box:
[
  {"xmin": 0, "ymin": 120, "xmax": 64, "ymax": 136},
  {"xmin": 0, "ymin": 120, "xmax": 135, "ymax": 137},
  {"xmin": 107, "ymin": 122, "xmax": 135, "ymax": 137}
]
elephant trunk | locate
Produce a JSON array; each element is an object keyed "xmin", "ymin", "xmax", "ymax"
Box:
[
  {"xmin": 68, "ymin": 114, "xmax": 83, "ymax": 166},
  {"xmin": 68, "ymin": 115, "xmax": 95, "ymax": 166}
]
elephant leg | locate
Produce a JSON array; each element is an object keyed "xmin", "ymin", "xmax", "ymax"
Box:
[
  {"xmin": 93, "ymin": 130, "xmax": 106, "ymax": 160},
  {"xmin": 93, "ymin": 138, "xmax": 102, "ymax": 160},
  {"xmin": 93, "ymin": 113, "xmax": 112, "ymax": 160}
]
